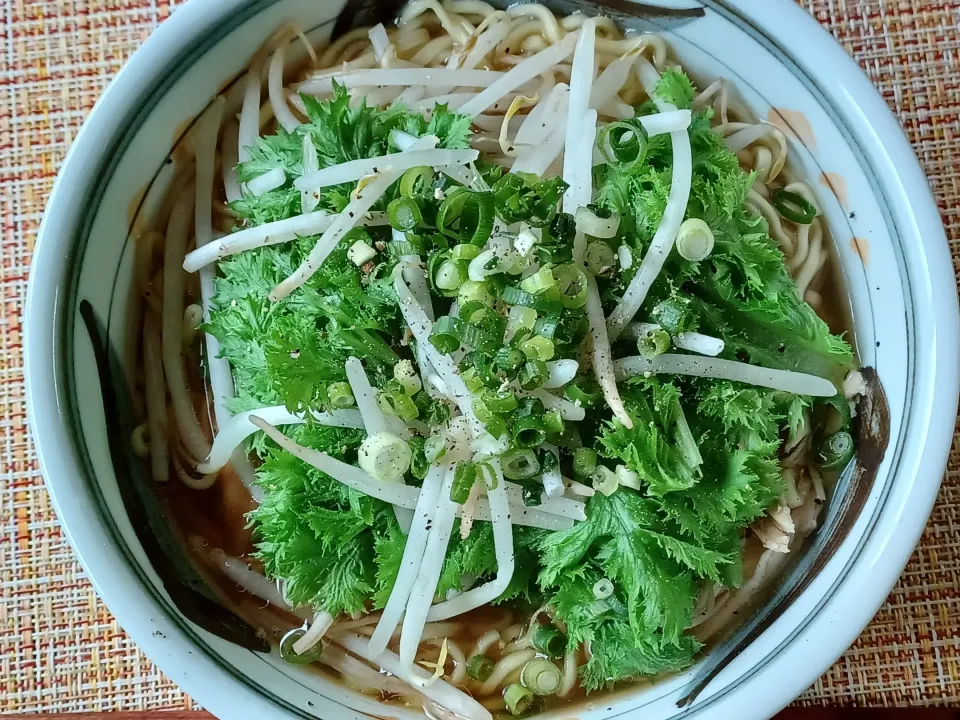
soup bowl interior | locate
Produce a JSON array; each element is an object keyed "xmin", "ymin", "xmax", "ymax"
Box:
[{"xmin": 24, "ymin": 0, "xmax": 960, "ymax": 719}]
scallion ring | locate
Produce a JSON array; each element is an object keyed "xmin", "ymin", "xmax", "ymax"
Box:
[
  {"xmin": 531, "ymin": 624, "xmax": 566, "ymax": 658},
  {"xmin": 504, "ymin": 683, "xmax": 535, "ymax": 717},
  {"xmin": 584, "ymin": 240, "xmax": 617, "ymax": 276},
  {"xmin": 449, "ymin": 462, "xmax": 478, "ymax": 504},
  {"xmin": 327, "ymin": 381, "xmax": 355, "ymax": 408},
  {"xmin": 399, "ymin": 165, "xmax": 434, "ymax": 198},
  {"xmin": 466, "ymin": 654, "xmax": 494, "ymax": 682},
  {"xmin": 676, "ymin": 218, "xmax": 715, "ymax": 261},
  {"xmin": 386, "ymin": 197, "xmax": 422, "ymax": 232},
  {"xmin": 597, "ymin": 120, "xmax": 648, "ymax": 168},
  {"xmin": 501, "ymin": 447, "xmax": 540, "ymax": 480},
  {"xmin": 593, "ymin": 578, "xmax": 615, "ymax": 600},
  {"xmin": 520, "ymin": 658, "xmax": 562, "ymax": 696},
  {"xmin": 550, "ymin": 264, "xmax": 588, "ymax": 308},
  {"xmin": 429, "ymin": 315, "xmax": 462, "ymax": 354},
  {"xmin": 770, "ymin": 188, "xmax": 818, "ymax": 224},
  {"xmin": 279, "ymin": 628, "xmax": 324, "ymax": 664},
  {"xmin": 513, "ymin": 415, "xmax": 547, "ymax": 448},
  {"xmin": 358, "ymin": 431, "xmax": 412, "ymax": 483}
]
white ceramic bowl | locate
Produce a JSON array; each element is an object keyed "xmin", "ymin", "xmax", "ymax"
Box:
[{"xmin": 25, "ymin": 0, "xmax": 960, "ymax": 718}]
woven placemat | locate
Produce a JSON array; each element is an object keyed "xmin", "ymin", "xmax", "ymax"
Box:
[{"xmin": 1, "ymin": 0, "xmax": 958, "ymax": 712}]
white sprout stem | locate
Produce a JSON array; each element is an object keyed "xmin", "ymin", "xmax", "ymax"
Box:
[
  {"xmin": 238, "ymin": 59, "xmax": 263, "ymax": 164},
  {"xmin": 199, "ymin": 406, "xmax": 364, "ymax": 474},
  {"xmin": 182, "ymin": 209, "xmax": 390, "ymax": 272},
  {"xmin": 184, "ymin": 210, "xmax": 331, "ymax": 272},
  {"xmin": 368, "ymin": 23, "xmax": 394, "ymax": 65},
  {"xmin": 543, "ymin": 359, "xmax": 579, "ymax": 389},
  {"xmin": 345, "ymin": 356, "xmax": 414, "ymax": 531},
  {"xmin": 210, "ymin": 548, "xmax": 289, "ymax": 609},
  {"xmin": 638, "ymin": 109, "xmax": 692, "ymax": 136},
  {"xmin": 427, "ymin": 461, "xmax": 514, "ymax": 621},
  {"xmin": 528, "ymin": 388, "xmax": 585, "ymax": 421},
  {"xmin": 300, "ymin": 135, "xmax": 321, "ymax": 214},
  {"xmin": 247, "ymin": 167, "xmax": 286, "ymax": 197},
  {"xmin": 162, "ymin": 186, "xmax": 211, "ymax": 463},
  {"xmin": 457, "ymin": 30, "xmax": 579, "ymax": 118},
  {"xmin": 295, "ymin": 146, "xmax": 473, "ymax": 193},
  {"xmin": 623, "ymin": 322, "xmax": 725, "ymax": 357},
  {"xmin": 221, "ymin": 120, "xmax": 242, "ymax": 203},
  {"xmin": 269, "ymin": 36, "xmax": 300, "ymax": 133},
  {"xmin": 540, "ymin": 443, "xmax": 564, "ymax": 498},
  {"xmin": 605, "ymin": 58, "xmax": 693, "ymax": 341},
  {"xmin": 337, "ymin": 633, "xmax": 492, "ymax": 720},
  {"xmin": 674, "ymin": 331, "xmax": 725, "ymax": 356},
  {"xmin": 249, "ymin": 417, "xmax": 422, "ymax": 507},
  {"xmin": 345, "ymin": 356, "xmax": 409, "ymax": 439},
  {"xmin": 587, "ymin": 275, "xmax": 632, "ymax": 427},
  {"xmin": 297, "ymin": 68, "xmax": 503, "ymax": 95},
  {"xmin": 192, "ymin": 97, "xmax": 232, "ymax": 428},
  {"xmin": 503, "ymin": 482, "xmax": 586, "ymax": 521},
  {"xmin": 510, "ymin": 93, "xmax": 569, "ymax": 177},
  {"xmin": 515, "ymin": 82, "xmax": 569, "ymax": 147},
  {"xmin": 272, "ymin": 140, "xmax": 478, "ymax": 301},
  {"xmin": 394, "ymin": 268, "xmax": 484, "ymax": 438},
  {"xmin": 399, "ymin": 466, "xmax": 459, "ymax": 669},
  {"xmin": 293, "ymin": 610, "xmax": 335, "ymax": 655},
  {"xmin": 562, "ymin": 18, "xmax": 596, "ymax": 217},
  {"xmin": 725, "ymin": 123, "xmax": 779, "ymax": 153},
  {"xmin": 391, "ymin": 130, "xmax": 475, "ymax": 186},
  {"xmin": 588, "ymin": 52, "xmax": 634, "ymax": 113},
  {"xmin": 143, "ymin": 313, "xmax": 169, "ymax": 484},
  {"xmin": 369, "ymin": 463, "xmax": 448, "ymax": 654},
  {"xmin": 471, "ymin": 498, "xmax": 574, "ymax": 531},
  {"xmin": 614, "ymin": 354, "xmax": 838, "ymax": 396}
]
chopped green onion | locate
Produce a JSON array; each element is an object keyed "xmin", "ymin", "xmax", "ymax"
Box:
[
  {"xmin": 505, "ymin": 304, "xmax": 538, "ymax": 342},
  {"xmin": 279, "ymin": 628, "xmax": 323, "ymax": 664},
  {"xmin": 484, "ymin": 414, "xmax": 508, "ymax": 439},
  {"xmin": 377, "ymin": 388, "xmax": 419, "ymax": 421},
  {"xmin": 393, "ymin": 359, "xmax": 421, "ymax": 395},
  {"xmin": 638, "ymin": 327, "xmax": 671, "ymax": 359},
  {"xmin": 501, "ymin": 447, "xmax": 540, "ymax": 480},
  {"xmin": 424, "ymin": 434, "xmax": 447, "ymax": 463},
  {"xmin": 549, "ymin": 211, "xmax": 576, "ymax": 245},
  {"xmin": 347, "ymin": 239, "xmax": 376, "ymax": 266},
  {"xmin": 566, "ymin": 375, "xmax": 602, "ymax": 407},
  {"xmin": 452, "ymin": 243, "xmax": 482, "ymax": 261},
  {"xmin": 519, "ymin": 267, "xmax": 556, "ymax": 295},
  {"xmin": 435, "ymin": 260, "xmax": 465, "ymax": 293},
  {"xmin": 461, "ymin": 366, "xmax": 484, "ymax": 393},
  {"xmin": 533, "ymin": 314, "xmax": 560, "ymax": 340},
  {"xmin": 459, "ymin": 279, "xmax": 492, "ymax": 306},
  {"xmin": 520, "ymin": 658, "xmax": 562, "ymax": 696},
  {"xmin": 771, "ymin": 188, "xmax": 817, "ymax": 224},
  {"xmin": 400, "ymin": 165, "xmax": 434, "ymax": 198},
  {"xmin": 387, "ymin": 197, "xmax": 422, "ymax": 232},
  {"xmin": 467, "ymin": 654, "xmax": 495, "ymax": 682},
  {"xmin": 495, "ymin": 347, "xmax": 526, "ymax": 374},
  {"xmin": 584, "ymin": 240, "xmax": 616, "ymax": 276},
  {"xmin": 818, "ymin": 430, "xmax": 854, "ymax": 471},
  {"xmin": 429, "ymin": 316, "xmax": 462, "ymax": 354},
  {"xmin": 518, "ymin": 359, "xmax": 548, "ymax": 390},
  {"xmin": 520, "ymin": 335, "xmax": 555, "ymax": 362},
  {"xmin": 327, "ymin": 381, "xmax": 355, "ymax": 408},
  {"xmin": 492, "ymin": 173, "xmax": 567, "ymax": 228},
  {"xmin": 543, "ymin": 409, "xmax": 564, "ymax": 434},
  {"xmin": 550, "ymin": 264, "xmax": 588, "ymax": 309},
  {"xmin": 459, "ymin": 321, "xmax": 500, "ymax": 353},
  {"xmin": 676, "ymin": 218, "xmax": 715, "ymax": 261},
  {"xmin": 531, "ymin": 624, "xmax": 566, "ymax": 658},
  {"xmin": 573, "ymin": 447, "xmax": 597, "ymax": 479},
  {"xmin": 593, "ymin": 578, "xmax": 614, "ymax": 600},
  {"xmin": 501, "ymin": 285, "xmax": 564, "ymax": 314},
  {"xmin": 615, "ymin": 464, "xmax": 642, "ymax": 490},
  {"xmin": 597, "ymin": 120, "xmax": 648, "ymax": 168},
  {"xmin": 593, "ymin": 465, "xmax": 619, "ymax": 496},
  {"xmin": 651, "ymin": 296, "xmax": 695, "ymax": 335},
  {"xmin": 358, "ymin": 431, "xmax": 412, "ymax": 483},
  {"xmin": 459, "ymin": 191, "xmax": 496, "ymax": 246},
  {"xmin": 450, "ymin": 462, "xmax": 478, "ymax": 504},
  {"xmin": 575, "ymin": 206, "xmax": 621, "ymax": 239},
  {"xmin": 513, "ymin": 415, "xmax": 546, "ymax": 448},
  {"xmin": 504, "ymin": 683, "xmax": 535, "ymax": 717},
  {"xmin": 481, "ymin": 389, "xmax": 518, "ymax": 414}
]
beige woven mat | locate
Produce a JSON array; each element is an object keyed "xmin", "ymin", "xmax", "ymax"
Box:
[{"xmin": 1, "ymin": 0, "xmax": 958, "ymax": 712}]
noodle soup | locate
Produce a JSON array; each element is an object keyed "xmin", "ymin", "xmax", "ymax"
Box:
[{"xmin": 128, "ymin": 3, "xmax": 864, "ymax": 717}]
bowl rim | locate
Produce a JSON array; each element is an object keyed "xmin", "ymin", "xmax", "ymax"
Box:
[{"xmin": 24, "ymin": 0, "xmax": 960, "ymax": 718}]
